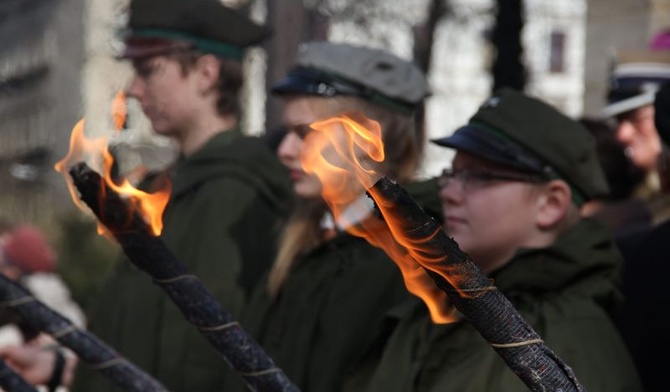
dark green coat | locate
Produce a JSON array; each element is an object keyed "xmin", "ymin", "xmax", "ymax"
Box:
[
  {"xmin": 71, "ymin": 130, "xmax": 292, "ymax": 392},
  {"xmin": 225, "ymin": 178, "xmax": 441, "ymax": 392},
  {"xmin": 349, "ymin": 219, "xmax": 643, "ymax": 392},
  {"xmin": 236, "ymin": 232, "xmax": 411, "ymax": 392}
]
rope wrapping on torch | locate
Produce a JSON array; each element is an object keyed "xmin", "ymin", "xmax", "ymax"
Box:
[
  {"xmin": 0, "ymin": 356, "xmax": 38, "ymax": 392},
  {"xmin": 0, "ymin": 274, "xmax": 168, "ymax": 392},
  {"xmin": 69, "ymin": 162, "xmax": 300, "ymax": 392},
  {"xmin": 367, "ymin": 176, "xmax": 586, "ymax": 392}
]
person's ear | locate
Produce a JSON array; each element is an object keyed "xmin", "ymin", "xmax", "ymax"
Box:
[
  {"xmin": 535, "ymin": 180, "xmax": 571, "ymax": 229},
  {"xmin": 194, "ymin": 54, "xmax": 220, "ymax": 94}
]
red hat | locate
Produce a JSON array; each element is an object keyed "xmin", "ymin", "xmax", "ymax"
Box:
[{"xmin": 3, "ymin": 225, "xmax": 56, "ymax": 273}]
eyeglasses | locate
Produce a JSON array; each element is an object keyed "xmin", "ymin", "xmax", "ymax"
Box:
[
  {"xmin": 287, "ymin": 123, "xmax": 315, "ymax": 139},
  {"xmin": 438, "ymin": 168, "xmax": 547, "ymax": 191}
]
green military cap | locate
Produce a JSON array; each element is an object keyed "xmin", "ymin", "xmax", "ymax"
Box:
[
  {"xmin": 272, "ymin": 41, "xmax": 429, "ymax": 114},
  {"xmin": 432, "ymin": 88, "xmax": 609, "ymax": 204},
  {"xmin": 119, "ymin": 0, "xmax": 267, "ymax": 60}
]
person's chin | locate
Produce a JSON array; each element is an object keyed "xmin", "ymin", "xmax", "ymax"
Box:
[
  {"xmin": 294, "ymin": 183, "xmax": 321, "ymax": 199},
  {"xmin": 445, "ymin": 221, "xmax": 468, "ymax": 238},
  {"xmin": 149, "ymin": 125, "xmax": 170, "ymax": 136}
]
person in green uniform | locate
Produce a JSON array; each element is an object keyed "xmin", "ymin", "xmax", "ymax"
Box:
[
  {"xmin": 229, "ymin": 41, "xmax": 431, "ymax": 392},
  {"xmin": 74, "ymin": 1, "xmax": 292, "ymax": 391},
  {"xmin": 0, "ymin": 0, "xmax": 293, "ymax": 391},
  {"xmin": 347, "ymin": 88, "xmax": 643, "ymax": 392}
]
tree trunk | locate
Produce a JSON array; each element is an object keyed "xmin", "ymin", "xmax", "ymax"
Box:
[
  {"xmin": 412, "ymin": 0, "xmax": 449, "ymax": 145},
  {"xmin": 491, "ymin": 0, "xmax": 526, "ymax": 91}
]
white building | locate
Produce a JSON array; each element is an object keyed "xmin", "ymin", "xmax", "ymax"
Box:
[
  {"xmin": 83, "ymin": 0, "xmax": 660, "ymax": 180},
  {"xmin": 317, "ymin": 0, "xmax": 587, "ymax": 176}
]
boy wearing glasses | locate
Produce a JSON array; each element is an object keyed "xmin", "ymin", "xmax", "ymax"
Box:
[{"xmin": 350, "ymin": 88, "xmax": 642, "ymax": 392}]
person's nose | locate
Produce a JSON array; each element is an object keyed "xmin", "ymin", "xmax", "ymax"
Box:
[
  {"xmin": 277, "ymin": 132, "xmax": 303, "ymax": 167},
  {"xmin": 615, "ymin": 119, "xmax": 636, "ymax": 144},
  {"xmin": 439, "ymin": 174, "xmax": 464, "ymax": 206},
  {"xmin": 125, "ymin": 75, "xmax": 144, "ymax": 101}
]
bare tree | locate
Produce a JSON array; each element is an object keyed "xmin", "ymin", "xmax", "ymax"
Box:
[
  {"xmin": 264, "ymin": 1, "xmax": 329, "ymax": 132},
  {"xmin": 491, "ymin": 0, "xmax": 526, "ymax": 92},
  {"xmin": 413, "ymin": 0, "xmax": 450, "ymax": 150}
]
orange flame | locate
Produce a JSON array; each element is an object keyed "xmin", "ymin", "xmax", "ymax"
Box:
[
  {"xmin": 301, "ymin": 112, "xmax": 457, "ymax": 324},
  {"xmin": 111, "ymin": 89, "xmax": 127, "ymax": 131},
  {"xmin": 55, "ymin": 119, "xmax": 170, "ymax": 236},
  {"xmin": 301, "ymin": 112, "xmax": 384, "ymax": 208}
]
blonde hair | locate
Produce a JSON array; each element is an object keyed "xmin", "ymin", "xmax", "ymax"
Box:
[{"xmin": 267, "ymin": 96, "xmax": 423, "ymax": 297}]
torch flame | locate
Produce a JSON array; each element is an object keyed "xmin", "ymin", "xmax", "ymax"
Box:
[
  {"xmin": 301, "ymin": 112, "xmax": 385, "ymax": 207},
  {"xmin": 111, "ymin": 89, "xmax": 127, "ymax": 131},
  {"xmin": 301, "ymin": 112, "xmax": 458, "ymax": 324},
  {"xmin": 55, "ymin": 119, "xmax": 170, "ymax": 236}
]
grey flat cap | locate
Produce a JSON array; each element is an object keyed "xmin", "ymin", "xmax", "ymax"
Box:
[{"xmin": 272, "ymin": 41, "xmax": 428, "ymax": 114}]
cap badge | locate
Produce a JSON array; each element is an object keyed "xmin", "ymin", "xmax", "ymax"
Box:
[
  {"xmin": 481, "ymin": 96, "xmax": 500, "ymax": 109},
  {"xmin": 641, "ymin": 82, "xmax": 660, "ymax": 93}
]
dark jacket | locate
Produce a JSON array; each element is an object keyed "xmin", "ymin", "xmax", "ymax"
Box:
[
  {"xmin": 616, "ymin": 219, "xmax": 670, "ymax": 392},
  {"xmin": 71, "ymin": 130, "xmax": 292, "ymax": 392},
  {"xmin": 237, "ymin": 231, "xmax": 411, "ymax": 392},
  {"xmin": 225, "ymin": 178, "xmax": 441, "ymax": 392},
  {"xmin": 349, "ymin": 219, "xmax": 643, "ymax": 392}
]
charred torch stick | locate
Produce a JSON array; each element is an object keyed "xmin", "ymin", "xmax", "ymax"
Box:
[
  {"xmin": 68, "ymin": 162, "xmax": 299, "ymax": 392},
  {"xmin": 0, "ymin": 274, "xmax": 167, "ymax": 392},
  {"xmin": 367, "ymin": 177, "xmax": 585, "ymax": 392},
  {"xmin": 0, "ymin": 357, "xmax": 38, "ymax": 392}
]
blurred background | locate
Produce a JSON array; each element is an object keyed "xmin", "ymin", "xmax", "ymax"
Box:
[{"xmin": 0, "ymin": 0, "xmax": 666, "ymax": 306}]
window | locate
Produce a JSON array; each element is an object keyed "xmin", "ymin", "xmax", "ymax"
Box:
[{"xmin": 549, "ymin": 31, "xmax": 566, "ymax": 73}]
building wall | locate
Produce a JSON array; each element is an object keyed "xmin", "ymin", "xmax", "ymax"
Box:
[
  {"xmin": 583, "ymin": 0, "xmax": 650, "ymax": 116},
  {"xmin": 651, "ymin": 0, "xmax": 670, "ymax": 36},
  {"xmin": 0, "ymin": 0, "xmax": 85, "ymax": 225},
  {"xmin": 524, "ymin": 0, "xmax": 586, "ymax": 117}
]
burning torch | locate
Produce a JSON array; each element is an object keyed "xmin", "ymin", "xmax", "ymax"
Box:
[
  {"xmin": 300, "ymin": 111, "xmax": 585, "ymax": 392},
  {"xmin": 0, "ymin": 273, "xmax": 167, "ymax": 392},
  {"xmin": 56, "ymin": 117, "xmax": 299, "ymax": 392}
]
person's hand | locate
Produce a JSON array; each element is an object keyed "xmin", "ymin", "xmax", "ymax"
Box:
[{"xmin": 0, "ymin": 344, "xmax": 55, "ymax": 385}]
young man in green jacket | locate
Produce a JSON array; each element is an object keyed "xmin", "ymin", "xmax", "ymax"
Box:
[
  {"xmin": 348, "ymin": 89, "xmax": 643, "ymax": 392},
  {"xmin": 67, "ymin": 0, "xmax": 292, "ymax": 391}
]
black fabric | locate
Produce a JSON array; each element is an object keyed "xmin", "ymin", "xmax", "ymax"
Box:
[
  {"xmin": 615, "ymin": 221, "xmax": 670, "ymax": 392},
  {"xmin": 654, "ymin": 81, "xmax": 670, "ymax": 146}
]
